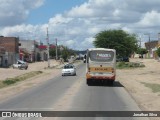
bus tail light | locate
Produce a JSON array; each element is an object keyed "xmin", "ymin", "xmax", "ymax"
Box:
[
  {"xmin": 88, "ymin": 68, "xmax": 91, "ymax": 72},
  {"xmin": 112, "ymin": 68, "xmax": 114, "ymax": 73}
]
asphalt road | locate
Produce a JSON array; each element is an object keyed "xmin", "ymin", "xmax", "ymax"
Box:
[{"xmin": 0, "ymin": 63, "xmax": 150, "ymax": 120}]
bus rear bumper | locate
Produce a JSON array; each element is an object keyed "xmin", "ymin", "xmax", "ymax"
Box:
[{"xmin": 86, "ymin": 73, "xmax": 115, "ymax": 81}]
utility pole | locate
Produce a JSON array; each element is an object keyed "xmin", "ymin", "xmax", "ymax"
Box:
[
  {"xmin": 34, "ymin": 40, "xmax": 36, "ymax": 62},
  {"xmin": 139, "ymin": 35, "xmax": 142, "ymax": 48},
  {"xmin": 158, "ymin": 33, "xmax": 160, "ymax": 41},
  {"xmin": 144, "ymin": 33, "xmax": 151, "ymax": 58},
  {"xmin": 148, "ymin": 34, "xmax": 151, "ymax": 58},
  {"xmin": 46, "ymin": 27, "xmax": 50, "ymax": 67},
  {"xmin": 55, "ymin": 38, "xmax": 58, "ymax": 60}
]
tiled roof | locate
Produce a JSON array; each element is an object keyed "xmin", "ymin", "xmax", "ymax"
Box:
[
  {"xmin": 39, "ymin": 45, "xmax": 56, "ymax": 49},
  {"xmin": 39, "ymin": 45, "xmax": 47, "ymax": 49}
]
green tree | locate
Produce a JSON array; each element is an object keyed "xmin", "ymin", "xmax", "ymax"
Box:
[
  {"xmin": 136, "ymin": 48, "xmax": 148, "ymax": 56},
  {"xmin": 61, "ymin": 47, "xmax": 70, "ymax": 62},
  {"xmin": 156, "ymin": 47, "xmax": 160, "ymax": 57},
  {"xmin": 60, "ymin": 46, "xmax": 76, "ymax": 62},
  {"xmin": 49, "ymin": 47, "xmax": 61, "ymax": 59},
  {"xmin": 49, "ymin": 48, "xmax": 56, "ymax": 58},
  {"xmin": 93, "ymin": 29, "xmax": 138, "ymax": 57}
]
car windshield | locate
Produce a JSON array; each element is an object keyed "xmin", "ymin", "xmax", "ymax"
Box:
[
  {"xmin": 64, "ymin": 64, "xmax": 74, "ymax": 69},
  {"xmin": 17, "ymin": 60, "xmax": 25, "ymax": 63}
]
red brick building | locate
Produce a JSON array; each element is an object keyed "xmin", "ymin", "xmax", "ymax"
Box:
[{"xmin": 0, "ymin": 36, "xmax": 19, "ymax": 67}]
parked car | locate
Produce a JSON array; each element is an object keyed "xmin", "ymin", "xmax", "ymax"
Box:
[
  {"xmin": 13, "ymin": 60, "xmax": 28, "ymax": 70},
  {"xmin": 116, "ymin": 56, "xmax": 129, "ymax": 62},
  {"xmin": 62, "ymin": 63, "xmax": 76, "ymax": 76},
  {"xmin": 122, "ymin": 57, "xmax": 129, "ymax": 62}
]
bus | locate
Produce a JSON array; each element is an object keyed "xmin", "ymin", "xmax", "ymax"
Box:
[{"xmin": 86, "ymin": 48, "xmax": 116, "ymax": 85}]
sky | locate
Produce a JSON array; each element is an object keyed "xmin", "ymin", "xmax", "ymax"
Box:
[{"xmin": 1, "ymin": 0, "xmax": 160, "ymax": 50}]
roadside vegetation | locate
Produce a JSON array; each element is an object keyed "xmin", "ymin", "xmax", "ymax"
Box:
[
  {"xmin": 93, "ymin": 29, "xmax": 138, "ymax": 58},
  {"xmin": 116, "ymin": 62, "xmax": 145, "ymax": 69},
  {"xmin": 136, "ymin": 48, "xmax": 148, "ymax": 58},
  {"xmin": 49, "ymin": 45, "xmax": 76, "ymax": 62},
  {"xmin": 156, "ymin": 47, "xmax": 160, "ymax": 59},
  {"xmin": 141, "ymin": 82, "xmax": 160, "ymax": 93},
  {"xmin": 0, "ymin": 71, "xmax": 43, "ymax": 88}
]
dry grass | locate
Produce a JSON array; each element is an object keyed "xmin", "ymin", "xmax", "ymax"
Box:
[{"xmin": 0, "ymin": 71, "xmax": 43, "ymax": 88}]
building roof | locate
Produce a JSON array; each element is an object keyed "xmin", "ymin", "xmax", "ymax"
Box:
[
  {"xmin": 145, "ymin": 40, "xmax": 159, "ymax": 50},
  {"xmin": 38, "ymin": 45, "xmax": 47, "ymax": 49},
  {"xmin": 38, "ymin": 45, "xmax": 56, "ymax": 49}
]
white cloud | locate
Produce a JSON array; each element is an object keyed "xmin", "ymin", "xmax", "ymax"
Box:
[
  {"xmin": 67, "ymin": 2, "xmax": 94, "ymax": 17},
  {"xmin": 65, "ymin": 40, "xmax": 76, "ymax": 46},
  {"xmin": 2, "ymin": 0, "xmax": 160, "ymax": 50},
  {"xmin": 87, "ymin": 27, "xmax": 101, "ymax": 35},
  {"xmin": 113, "ymin": 9, "xmax": 121, "ymax": 17},
  {"xmin": 23, "ymin": 0, "xmax": 44, "ymax": 9},
  {"xmin": 81, "ymin": 37, "xmax": 95, "ymax": 49},
  {"xmin": 49, "ymin": 14, "xmax": 73, "ymax": 25},
  {"xmin": 136, "ymin": 10, "xmax": 160, "ymax": 27},
  {"xmin": 84, "ymin": 37, "xmax": 95, "ymax": 44},
  {"xmin": 0, "ymin": 0, "xmax": 45, "ymax": 26}
]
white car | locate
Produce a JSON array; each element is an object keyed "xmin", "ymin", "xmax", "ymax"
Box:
[
  {"xmin": 62, "ymin": 64, "xmax": 76, "ymax": 76},
  {"xmin": 13, "ymin": 60, "xmax": 28, "ymax": 70}
]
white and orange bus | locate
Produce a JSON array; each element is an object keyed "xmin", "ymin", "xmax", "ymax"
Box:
[{"xmin": 86, "ymin": 48, "xmax": 116, "ymax": 85}]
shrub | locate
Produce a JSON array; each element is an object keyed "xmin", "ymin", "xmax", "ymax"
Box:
[
  {"xmin": 3, "ymin": 79, "xmax": 16, "ymax": 85},
  {"xmin": 116, "ymin": 62, "xmax": 145, "ymax": 69}
]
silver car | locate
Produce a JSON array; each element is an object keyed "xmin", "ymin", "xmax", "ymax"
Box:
[
  {"xmin": 13, "ymin": 60, "xmax": 28, "ymax": 70},
  {"xmin": 62, "ymin": 64, "xmax": 76, "ymax": 76}
]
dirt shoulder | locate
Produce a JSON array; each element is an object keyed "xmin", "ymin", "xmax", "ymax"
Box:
[
  {"xmin": 0, "ymin": 60, "xmax": 60, "ymax": 81},
  {"xmin": 117, "ymin": 58, "xmax": 160, "ymax": 111},
  {"xmin": 0, "ymin": 60, "xmax": 81, "ymax": 102},
  {"xmin": 0, "ymin": 60, "xmax": 62, "ymax": 102}
]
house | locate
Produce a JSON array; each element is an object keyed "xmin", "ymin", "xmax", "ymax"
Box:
[
  {"xmin": 38, "ymin": 44, "xmax": 56, "ymax": 61},
  {"xmin": 0, "ymin": 36, "xmax": 19, "ymax": 67},
  {"xmin": 19, "ymin": 40, "xmax": 39, "ymax": 62},
  {"xmin": 0, "ymin": 46, "xmax": 5, "ymax": 67},
  {"xmin": 38, "ymin": 45, "xmax": 48, "ymax": 61},
  {"xmin": 145, "ymin": 40, "xmax": 160, "ymax": 59}
]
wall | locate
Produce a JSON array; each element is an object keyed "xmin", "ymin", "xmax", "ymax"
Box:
[
  {"xmin": 145, "ymin": 40, "xmax": 159, "ymax": 59},
  {"xmin": 0, "ymin": 37, "xmax": 19, "ymax": 67},
  {"xmin": 19, "ymin": 40, "xmax": 40, "ymax": 62}
]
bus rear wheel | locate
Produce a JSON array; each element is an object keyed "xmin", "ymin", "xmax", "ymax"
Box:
[
  {"xmin": 108, "ymin": 81, "xmax": 114, "ymax": 86},
  {"xmin": 87, "ymin": 80, "xmax": 92, "ymax": 86}
]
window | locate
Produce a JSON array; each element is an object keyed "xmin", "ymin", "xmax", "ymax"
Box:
[{"xmin": 89, "ymin": 50, "xmax": 114, "ymax": 62}]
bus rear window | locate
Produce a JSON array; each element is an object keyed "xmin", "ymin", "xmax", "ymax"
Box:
[{"xmin": 89, "ymin": 50, "xmax": 114, "ymax": 62}]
